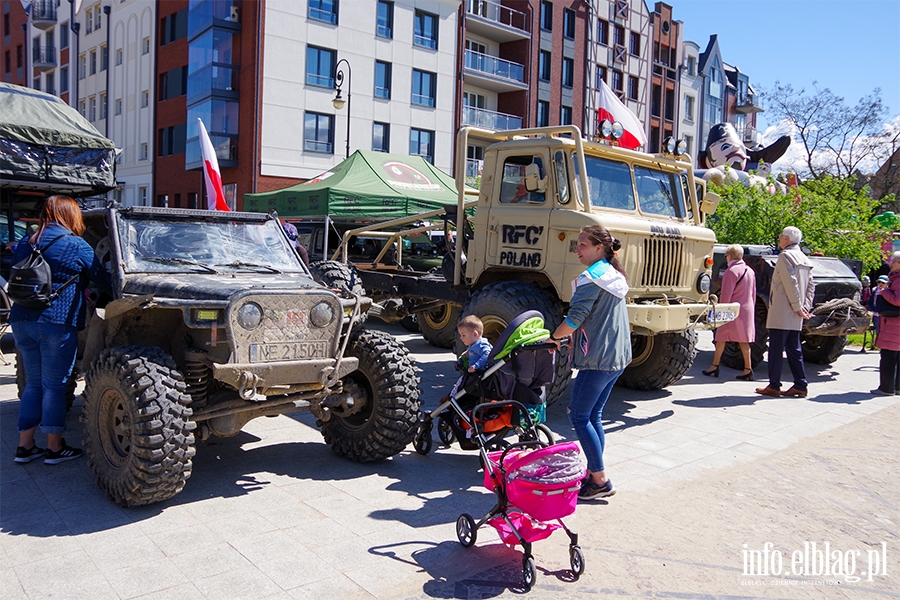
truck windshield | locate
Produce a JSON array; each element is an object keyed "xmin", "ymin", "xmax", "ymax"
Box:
[
  {"xmin": 579, "ymin": 156, "xmax": 635, "ymax": 211},
  {"xmin": 634, "ymin": 166, "xmax": 687, "ymax": 218},
  {"xmin": 116, "ymin": 215, "xmax": 306, "ymax": 274}
]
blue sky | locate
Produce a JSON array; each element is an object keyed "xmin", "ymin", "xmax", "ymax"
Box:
[{"xmin": 671, "ymin": 0, "xmax": 900, "ymax": 131}]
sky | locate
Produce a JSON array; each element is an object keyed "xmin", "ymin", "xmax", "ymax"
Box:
[{"xmin": 671, "ymin": 0, "xmax": 900, "ymax": 161}]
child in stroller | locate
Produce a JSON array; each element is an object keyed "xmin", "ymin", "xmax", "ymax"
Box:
[{"xmin": 413, "ymin": 311, "xmax": 557, "ymax": 455}]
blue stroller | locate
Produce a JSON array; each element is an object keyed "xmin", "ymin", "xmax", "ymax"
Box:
[{"xmin": 413, "ymin": 311, "xmax": 557, "ymax": 455}]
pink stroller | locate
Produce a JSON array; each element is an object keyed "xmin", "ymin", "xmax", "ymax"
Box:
[{"xmin": 455, "ymin": 400, "xmax": 587, "ymax": 589}]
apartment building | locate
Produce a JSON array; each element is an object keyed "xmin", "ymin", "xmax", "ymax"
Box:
[
  {"xmin": 723, "ymin": 62, "xmax": 763, "ymax": 148},
  {"xmin": 678, "ymin": 39, "xmax": 701, "ymax": 160},
  {"xmin": 646, "ymin": 1, "xmax": 680, "ymax": 153},
  {"xmin": 4, "ymin": 0, "xmax": 69, "ymax": 98}
]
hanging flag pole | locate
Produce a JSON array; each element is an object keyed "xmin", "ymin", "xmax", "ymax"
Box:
[
  {"xmin": 197, "ymin": 118, "xmax": 230, "ymax": 211},
  {"xmin": 595, "ymin": 79, "xmax": 647, "ymax": 150}
]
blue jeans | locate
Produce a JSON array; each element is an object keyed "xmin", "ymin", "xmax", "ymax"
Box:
[
  {"xmin": 12, "ymin": 321, "xmax": 79, "ymax": 435},
  {"xmin": 767, "ymin": 328, "xmax": 807, "ymax": 392},
  {"xmin": 568, "ymin": 368, "xmax": 624, "ymax": 473}
]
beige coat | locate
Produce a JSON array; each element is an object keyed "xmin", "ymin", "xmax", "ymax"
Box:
[{"xmin": 766, "ymin": 244, "xmax": 815, "ymax": 331}]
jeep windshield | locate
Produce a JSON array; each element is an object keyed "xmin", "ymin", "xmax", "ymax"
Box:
[
  {"xmin": 575, "ymin": 156, "xmax": 687, "ymax": 218},
  {"xmin": 116, "ymin": 214, "xmax": 306, "ymax": 274}
]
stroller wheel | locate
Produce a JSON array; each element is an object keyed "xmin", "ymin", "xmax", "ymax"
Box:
[
  {"xmin": 569, "ymin": 545, "xmax": 585, "ymax": 577},
  {"xmin": 437, "ymin": 415, "xmax": 456, "ymax": 446},
  {"xmin": 522, "ymin": 555, "xmax": 537, "ymax": 589},
  {"xmin": 413, "ymin": 422, "xmax": 433, "ymax": 455},
  {"xmin": 456, "ymin": 513, "xmax": 477, "ymax": 548}
]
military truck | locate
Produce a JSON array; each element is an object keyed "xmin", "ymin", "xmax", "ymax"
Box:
[
  {"xmin": 317, "ymin": 125, "xmax": 739, "ymax": 402},
  {"xmin": 45, "ymin": 205, "xmax": 420, "ymax": 507},
  {"xmin": 711, "ymin": 244, "xmax": 868, "ymax": 369}
]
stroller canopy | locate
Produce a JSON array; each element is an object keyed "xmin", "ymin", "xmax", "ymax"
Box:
[{"xmin": 491, "ymin": 311, "xmax": 551, "ymax": 361}]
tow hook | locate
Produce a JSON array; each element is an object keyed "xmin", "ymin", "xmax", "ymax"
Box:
[{"xmin": 238, "ymin": 371, "xmax": 266, "ymax": 402}]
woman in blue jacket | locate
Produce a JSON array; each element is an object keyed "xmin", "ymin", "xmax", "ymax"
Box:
[
  {"xmin": 548, "ymin": 225, "xmax": 631, "ymax": 500},
  {"xmin": 11, "ymin": 195, "xmax": 111, "ymax": 465}
]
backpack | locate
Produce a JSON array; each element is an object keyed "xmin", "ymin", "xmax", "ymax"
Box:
[{"xmin": 6, "ymin": 234, "xmax": 80, "ymax": 310}]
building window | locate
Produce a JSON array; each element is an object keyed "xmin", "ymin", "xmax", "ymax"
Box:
[
  {"xmin": 115, "ymin": 48, "xmax": 122, "ymax": 66},
  {"xmin": 595, "ymin": 65, "xmax": 606, "ymax": 87},
  {"xmin": 630, "ymin": 32, "xmax": 640, "ymax": 56},
  {"xmin": 115, "ymin": 98, "xmax": 122, "ymax": 116},
  {"xmin": 78, "ymin": 54, "xmax": 85, "ymax": 79},
  {"xmin": 684, "ymin": 134, "xmax": 692, "ymax": 156},
  {"xmin": 685, "ymin": 95, "xmax": 694, "ymax": 122},
  {"xmin": 89, "ymin": 49, "xmax": 96, "ymax": 75},
  {"xmin": 88, "ymin": 96, "xmax": 96, "ymax": 121},
  {"xmin": 306, "ymin": 46, "xmax": 335, "ymax": 88},
  {"xmin": 44, "ymin": 72, "xmax": 54, "ymax": 95},
  {"xmin": 373, "ymin": 122, "xmax": 389, "ymax": 152},
  {"xmin": 158, "ymin": 124, "xmax": 187, "ymax": 156},
  {"xmin": 597, "ymin": 19, "xmax": 608, "ymax": 45},
  {"xmin": 159, "ymin": 8, "xmax": 187, "ymax": 46},
  {"xmin": 304, "ymin": 112, "xmax": 334, "ymax": 153},
  {"xmin": 409, "ymin": 128, "xmax": 434, "ymax": 163},
  {"xmin": 561, "ymin": 105, "xmax": 572, "ymax": 125},
  {"xmin": 78, "ymin": 99, "xmax": 85, "ymax": 117},
  {"xmin": 309, "ymin": 0, "xmax": 339, "ymax": 25},
  {"xmin": 540, "ymin": 1, "xmax": 552, "ymax": 31},
  {"xmin": 159, "ymin": 66, "xmax": 187, "ymax": 101},
  {"xmin": 142, "ymin": 37, "xmax": 150, "ymax": 55},
  {"xmin": 413, "ymin": 10, "xmax": 437, "ymax": 49},
  {"xmin": 374, "ymin": 61, "xmax": 391, "ymax": 99},
  {"xmin": 411, "ymin": 69, "xmax": 436, "ymax": 107},
  {"xmin": 3, "ymin": 52, "xmax": 8, "ymax": 76},
  {"xmin": 100, "ymin": 45, "xmax": 108, "ymax": 71},
  {"xmin": 562, "ymin": 57, "xmax": 574, "ymax": 88},
  {"xmin": 612, "ymin": 70, "xmax": 623, "ymax": 92},
  {"xmin": 141, "ymin": 90, "xmax": 149, "ymax": 107},
  {"xmin": 59, "ymin": 66, "xmax": 68, "ymax": 93},
  {"xmin": 563, "ymin": 8, "xmax": 575, "ymax": 39},
  {"xmin": 86, "ymin": 8, "xmax": 92, "ymax": 34},
  {"xmin": 376, "ymin": 1, "xmax": 393, "ymax": 38},
  {"xmin": 628, "ymin": 75, "xmax": 638, "ymax": 100},
  {"xmin": 614, "ymin": 25, "xmax": 625, "ymax": 46},
  {"xmin": 60, "ymin": 24, "xmax": 69, "ymax": 49},
  {"xmin": 686, "ymin": 55, "xmax": 696, "ymax": 76},
  {"xmin": 537, "ymin": 100, "xmax": 549, "ymax": 127},
  {"xmin": 139, "ymin": 187, "xmax": 147, "ymax": 206},
  {"xmin": 94, "ymin": 5, "xmax": 102, "ymax": 31},
  {"xmin": 539, "ymin": 50, "xmax": 551, "ymax": 81},
  {"xmin": 99, "ymin": 93, "xmax": 107, "ymax": 119}
]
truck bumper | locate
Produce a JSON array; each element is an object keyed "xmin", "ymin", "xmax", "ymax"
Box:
[
  {"xmin": 627, "ymin": 301, "xmax": 741, "ymax": 335},
  {"xmin": 212, "ymin": 358, "xmax": 360, "ymax": 393}
]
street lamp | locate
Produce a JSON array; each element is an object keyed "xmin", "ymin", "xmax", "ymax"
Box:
[{"xmin": 332, "ymin": 59, "xmax": 352, "ymax": 159}]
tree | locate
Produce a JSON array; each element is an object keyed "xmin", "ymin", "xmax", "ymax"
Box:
[
  {"xmin": 763, "ymin": 82, "xmax": 889, "ymax": 180},
  {"xmin": 708, "ymin": 175, "xmax": 888, "ymax": 274}
]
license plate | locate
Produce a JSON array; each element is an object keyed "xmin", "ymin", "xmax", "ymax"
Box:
[
  {"xmin": 710, "ymin": 309, "xmax": 736, "ymax": 323},
  {"xmin": 249, "ymin": 341, "xmax": 328, "ymax": 363}
]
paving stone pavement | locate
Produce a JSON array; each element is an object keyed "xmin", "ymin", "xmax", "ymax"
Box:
[{"xmin": 1, "ymin": 325, "xmax": 898, "ymax": 599}]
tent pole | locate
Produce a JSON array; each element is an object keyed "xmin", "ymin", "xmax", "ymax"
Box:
[{"xmin": 324, "ymin": 215, "xmax": 330, "ymax": 261}]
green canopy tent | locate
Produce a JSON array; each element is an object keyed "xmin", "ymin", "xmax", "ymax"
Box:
[{"xmin": 243, "ymin": 150, "xmax": 467, "ymax": 219}]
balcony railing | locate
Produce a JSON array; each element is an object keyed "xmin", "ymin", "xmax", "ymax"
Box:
[
  {"xmin": 735, "ymin": 92, "xmax": 764, "ymax": 114},
  {"xmin": 462, "ymin": 106, "xmax": 522, "ymax": 131},
  {"xmin": 466, "ymin": 0, "xmax": 528, "ymax": 32},
  {"xmin": 32, "ymin": 46, "xmax": 57, "ymax": 70},
  {"xmin": 31, "ymin": 0, "xmax": 57, "ymax": 27},
  {"xmin": 735, "ymin": 125, "xmax": 761, "ymax": 146},
  {"xmin": 464, "ymin": 50, "xmax": 524, "ymax": 83}
]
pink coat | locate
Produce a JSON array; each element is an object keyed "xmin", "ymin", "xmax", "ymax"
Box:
[
  {"xmin": 715, "ymin": 259, "xmax": 756, "ymax": 343},
  {"xmin": 875, "ymin": 270, "xmax": 900, "ymax": 351}
]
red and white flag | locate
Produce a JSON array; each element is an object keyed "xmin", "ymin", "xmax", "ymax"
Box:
[
  {"xmin": 596, "ymin": 79, "xmax": 646, "ymax": 150},
  {"xmin": 197, "ymin": 118, "xmax": 230, "ymax": 211}
]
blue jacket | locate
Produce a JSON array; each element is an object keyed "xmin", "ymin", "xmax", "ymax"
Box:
[
  {"xmin": 9, "ymin": 223, "xmax": 112, "ymax": 329},
  {"xmin": 565, "ymin": 259, "xmax": 632, "ymax": 372}
]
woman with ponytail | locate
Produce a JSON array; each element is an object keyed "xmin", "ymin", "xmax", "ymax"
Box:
[{"xmin": 548, "ymin": 225, "xmax": 631, "ymax": 500}]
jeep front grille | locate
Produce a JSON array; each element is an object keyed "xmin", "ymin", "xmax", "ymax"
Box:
[{"xmin": 641, "ymin": 238, "xmax": 685, "ymax": 288}]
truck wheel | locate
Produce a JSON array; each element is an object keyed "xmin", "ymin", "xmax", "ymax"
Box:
[
  {"xmin": 802, "ymin": 334, "xmax": 847, "ymax": 365},
  {"xmin": 458, "ymin": 281, "xmax": 569, "ymax": 405},
  {"xmin": 309, "ymin": 260, "xmax": 367, "ymax": 328},
  {"xmin": 81, "ymin": 346, "xmax": 196, "ymax": 507},
  {"xmin": 722, "ymin": 301, "xmax": 768, "ymax": 370},
  {"xmin": 619, "ymin": 331, "xmax": 697, "ymax": 390},
  {"xmin": 16, "ymin": 350, "xmax": 78, "ymax": 412},
  {"xmin": 419, "ymin": 302, "xmax": 459, "ymax": 348},
  {"xmin": 321, "ymin": 330, "xmax": 421, "ymax": 462}
]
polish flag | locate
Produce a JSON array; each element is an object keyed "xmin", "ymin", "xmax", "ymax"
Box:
[
  {"xmin": 596, "ymin": 79, "xmax": 647, "ymax": 150},
  {"xmin": 198, "ymin": 118, "xmax": 230, "ymax": 211}
]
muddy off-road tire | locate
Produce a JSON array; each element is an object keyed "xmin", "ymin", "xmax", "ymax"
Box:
[
  {"xmin": 309, "ymin": 260, "xmax": 367, "ymax": 328},
  {"xmin": 418, "ymin": 302, "xmax": 460, "ymax": 349},
  {"xmin": 619, "ymin": 331, "xmax": 697, "ymax": 390},
  {"xmin": 81, "ymin": 346, "xmax": 196, "ymax": 507},
  {"xmin": 458, "ymin": 282, "xmax": 569, "ymax": 405},
  {"xmin": 16, "ymin": 350, "xmax": 78, "ymax": 412},
  {"xmin": 320, "ymin": 330, "xmax": 420, "ymax": 462},
  {"xmin": 722, "ymin": 301, "xmax": 768, "ymax": 370},
  {"xmin": 801, "ymin": 334, "xmax": 847, "ymax": 365}
]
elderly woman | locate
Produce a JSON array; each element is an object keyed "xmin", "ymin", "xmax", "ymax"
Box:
[
  {"xmin": 872, "ymin": 251, "xmax": 900, "ymax": 395},
  {"xmin": 703, "ymin": 244, "xmax": 757, "ymax": 380}
]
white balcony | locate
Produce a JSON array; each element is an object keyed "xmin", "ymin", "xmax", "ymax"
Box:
[{"xmin": 465, "ymin": 0, "xmax": 530, "ymax": 43}]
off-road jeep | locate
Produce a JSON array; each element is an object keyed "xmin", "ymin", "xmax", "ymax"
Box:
[{"xmin": 66, "ymin": 205, "xmax": 419, "ymax": 506}]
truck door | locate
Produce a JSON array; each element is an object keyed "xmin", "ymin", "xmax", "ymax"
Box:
[{"xmin": 485, "ymin": 153, "xmax": 551, "ymax": 274}]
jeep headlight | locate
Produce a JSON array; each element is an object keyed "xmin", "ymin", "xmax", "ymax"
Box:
[
  {"xmin": 237, "ymin": 302, "xmax": 263, "ymax": 330},
  {"xmin": 697, "ymin": 273, "xmax": 711, "ymax": 294},
  {"xmin": 310, "ymin": 301, "xmax": 335, "ymax": 328}
]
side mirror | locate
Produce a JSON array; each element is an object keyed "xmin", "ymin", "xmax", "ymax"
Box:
[
  {"xmin": 524, "ymin": 163, "xmax": 546, "ymax": 192},
  {"xmin": 700, "ymin": 191, "xmax": 721, "ymax": 215}
]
